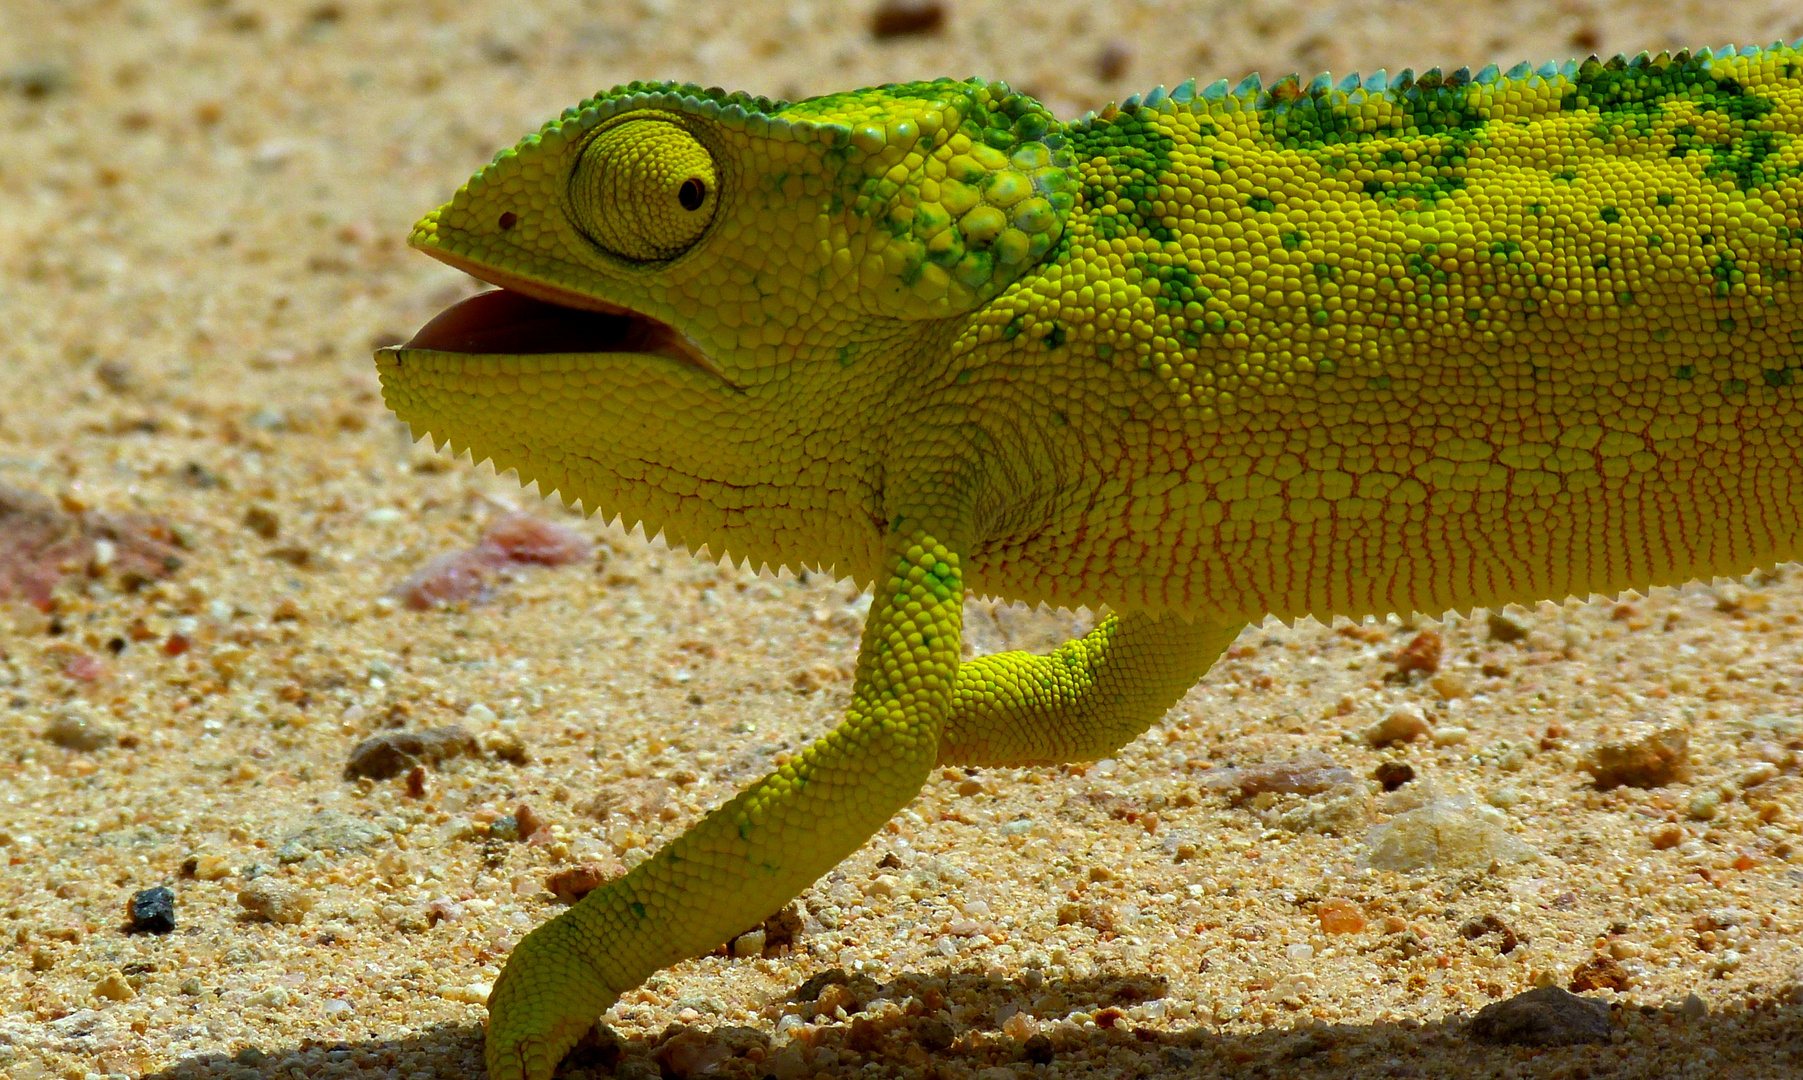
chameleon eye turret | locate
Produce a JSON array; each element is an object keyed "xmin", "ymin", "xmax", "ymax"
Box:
[{"xmin": 569, "ymin": 118, "xmax": 718, "ymax": 261}]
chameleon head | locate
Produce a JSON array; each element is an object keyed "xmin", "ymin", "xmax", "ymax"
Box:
[{"xmin": 374, "ymin": 78, "xmax": 1074, "ymax": 563}]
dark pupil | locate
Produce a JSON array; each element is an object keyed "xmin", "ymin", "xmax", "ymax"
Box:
[{"xmin": 678, "ymin": 178, "xmax": 706, "ymax": 211}]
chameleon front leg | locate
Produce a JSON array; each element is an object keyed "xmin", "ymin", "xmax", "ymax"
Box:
[
  {"xmin": 938, "ymin": 612, "xmax": 1240, "ymax": 767},
  {"xmin": 484, "ymin": 520, "xmax": 969, "ymax": 1080}
]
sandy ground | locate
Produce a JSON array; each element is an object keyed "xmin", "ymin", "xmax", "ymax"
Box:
[{"xmin": 6, "ymin": 1, "xmax": 1803, "ymax": 1077}]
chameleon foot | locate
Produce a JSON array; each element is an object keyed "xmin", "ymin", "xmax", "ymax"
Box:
[{"xmin": 484, "ymin": 912, "xmax": 620, "ymax": 1080}]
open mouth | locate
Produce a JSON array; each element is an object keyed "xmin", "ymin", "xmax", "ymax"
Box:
[{"xmin": 400, "ymin": 287, "xmax": 736, "ymax": 387}]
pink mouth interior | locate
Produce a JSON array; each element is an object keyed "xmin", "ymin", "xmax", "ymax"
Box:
[{"xmin": 405, "ymin": 289, "xmax": 677, "ymax": 357}]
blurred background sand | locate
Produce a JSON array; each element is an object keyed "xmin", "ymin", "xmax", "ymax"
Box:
[{"xmin": 4, "ymin": 2, "xmax": 1803, "ymax": 1078}]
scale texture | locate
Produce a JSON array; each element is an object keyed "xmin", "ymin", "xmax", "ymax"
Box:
[{"xmin": 375, "ymin": 44, "xmax": 1803, "ymax": 1079}]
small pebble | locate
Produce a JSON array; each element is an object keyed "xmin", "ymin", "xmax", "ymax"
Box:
[
  {"xmin": 917, "ymin": 1017, "xmax": 955, "ymax": 1051},
  {"xmin": 126, "ymin": 885, "xmax": 176, "ymax": 934},
  {"xmin": 546, "ymin": 862, "xmax": 616, "ymax": 904},
  {"xmin": 1485, "ymin": 786, "xmax": 1524, "ymax": 808},
  {"xmin": 658, "ymin": 1030, "xmax": 733, "ymax": 1079},
  {"xmin": 1393, "ymin": 629, "xmax": 1442, "ymax": 675},
  {"xmin": 243, "ymin": 506, "xmax": 280, "ymax": 539},
  {"xmin": 1316, "ymin": 899, "xmax": 1367, "ymax": 934},
  {"xmin": 1364, "ymin": 704, "xmax": 1432, "ymax": 748},
  {"xmin": 1585, "ymin": 722, "xmax": 1689, "ymax": 789},
  {"xmin": 1736, "ymin": 761, "xmax": 1780, "ymax": 791},
  {"xmin": 1366, "ymin": 798, "xmax": 1536, "ymax": 871},
  {"xmin": 238, "ymin": 878, "xmax": 315, "ymax": 924},
  {"xmin": 395, "ymin": 549, "xmax": 496, "ymax": 608},
  {"xmin": 732, "ymin": 929, "xmax": 766, "ymax": 957},
  {"xmin": 869, "ymin": 0, "xmax": 945, "ymax": 39},
  {"xmin": 1486, "ymin": 611, "xmax": 1529, "ymax": 642},
  {"xmin": 1687, "ymin": 789, "xmax": 1722, "ymax": 821},
  {"xmin": 478, "ymin": 512, "xmax": 591, "ymax": 566},
  {"xmin": 322, "ymin": 998, "xmax": 354, "ymax": 1017},
  {"xmin": 1429, "ymin": 671, "xmax": 1470, "ymax": 699},
  {"xmin": 179, "ymin": 976, "xmax": 203, "ymax": 996},
  {"xmin": 1095, "ymin": 39, "xmax": 1133, "ymax": 81},
  {"xmin": 343, "ymin": 725, "xmax": 478, "ymax": 780},
  {"xmin": 443, "ymin": 981, "xmax": 493, "ymax": 1005},
  {"xmin": 515, "ymin": 802, "xmax": 545, "ymax": 839},
  {"xmin": 1470, "ymin": 986, "xmax": 1611, "ymax": 1046},
  {"xmin": 1431, "ymin": 724, "xmax": 1469, "ymax": 747},
  {"xmin": 44, "ymin": 709, "xmax": 116, "ymax": 751},
  {"xmin": 277, "ymin": 809, "xmax": 394, "ymax": 863},
  {"xmin": 1373, "ymin": 760, "xmax": 1415, "ymax": 792},
  {"xmin": 1569, "ymin": 955, "xmax": 1630, "ymax": 992},
  {"xmin": 1205, "ymin": 752, "xmax": 1356, "ymax": 798},
  {"xmin": 93, "ymin": 970, "xmax": 135, "ymax": 1002},
  {"xmin": 1650, "ymin": 823, "xmax": 1685, "ymax": 849}
]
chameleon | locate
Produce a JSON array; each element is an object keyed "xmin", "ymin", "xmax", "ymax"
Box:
[{"xmin": 376, "ymin": 42, "xmax": 1803, "ymax": 1078}]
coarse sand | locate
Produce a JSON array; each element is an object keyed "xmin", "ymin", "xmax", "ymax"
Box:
[{"xmin": 4, "ymin": 1, "xmax": 1803, "ymax": 1077}]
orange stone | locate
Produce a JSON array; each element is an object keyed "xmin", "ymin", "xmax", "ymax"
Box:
[{"xmin": 1317, "ymin": 899, "xmax": 1367, "ymax": 934}]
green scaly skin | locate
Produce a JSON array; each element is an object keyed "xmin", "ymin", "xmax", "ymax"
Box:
[{"xmin": 376, "ymin": 43, "xmax": 1803, "ymax": 1077}]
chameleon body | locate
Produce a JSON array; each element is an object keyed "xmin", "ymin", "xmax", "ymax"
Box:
[{"xmin": 376, "ymin": 44, "xmax": 1803, "ymax": 1078}]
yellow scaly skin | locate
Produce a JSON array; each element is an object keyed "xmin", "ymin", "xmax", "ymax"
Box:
[{"xmin": 376, "ymin": 44, "xmax": 1803, "ymax": 1078}]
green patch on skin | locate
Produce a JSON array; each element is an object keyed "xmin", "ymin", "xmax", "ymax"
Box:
[
  {"xmin": 1070, "ymin": 107, "xmax": 1180, "ymax": 244},
  {"xmin": 1133, "ymin": 253, "xmax": 1206, "ymax": 315},
  {"xmin": 1277, "ymin": 70, "xmax": 1494, "ymax": 205},
  {"xmin": 1565, "ymin": 54, "xmax": 1792, "ymax": 192}
]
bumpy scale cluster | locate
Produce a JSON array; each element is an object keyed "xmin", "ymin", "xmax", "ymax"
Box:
[
  {"xmin": 952, "ymin": 45, "xmax": 1803, "ymax": 621},
  {"xmin": 781, "ymin": 81, "xmax": 1077, "ymax": 317}
]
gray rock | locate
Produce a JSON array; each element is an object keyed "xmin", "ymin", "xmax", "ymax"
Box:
[
  {"xmin": 343, "ymin": 724, "xmax": 478, "ymax": 780},
  {"xmin": 275, "ymin": 810, "xmax": 394, "ymax": 864},
  {"xmin": 44, "ymin": 709, "xmax": 115, "ymax": 751},
  {"xmin": 1470, "ymin": 985, "xmax": 1611, "ymax": 1047},
  {"xmin": 1366, "ymin": 797, "xmax": 1536, "ymax": 872}
]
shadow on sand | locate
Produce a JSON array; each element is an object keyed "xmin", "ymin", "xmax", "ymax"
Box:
[{"xmin": 138, "ymin": 967, "xmax": 1803, "ymax": 1079}]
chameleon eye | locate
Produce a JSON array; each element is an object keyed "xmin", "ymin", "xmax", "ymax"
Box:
[{"xmin": 569, "ymin": 119, "xmax": 718, "ymax": 261}]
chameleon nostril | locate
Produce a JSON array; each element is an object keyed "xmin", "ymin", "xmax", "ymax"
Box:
[{"xmin": 498, "ymin": 211, "xmax": 518, "ymax": 231}]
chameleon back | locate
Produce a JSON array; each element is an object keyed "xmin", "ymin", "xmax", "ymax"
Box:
[{"xmin": 957, "ymin": 46, "xmax": 1803, "ymax": 622}]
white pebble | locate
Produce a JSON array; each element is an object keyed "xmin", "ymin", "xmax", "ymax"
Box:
[
  {"xmin": 1431, "ymin": 725, "xmax": 1469, "ymax": 747},
  {"xmin": 1285, "ymin": 943, "xmax": 1315, "ymax": 961}
]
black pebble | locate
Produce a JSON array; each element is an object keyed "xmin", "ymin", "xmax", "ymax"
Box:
[{"xmin": 128, "ymin": 886, "xmax": 176, "ymax": 934}]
